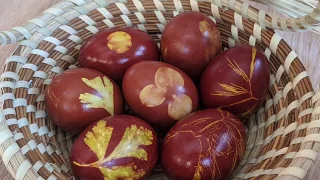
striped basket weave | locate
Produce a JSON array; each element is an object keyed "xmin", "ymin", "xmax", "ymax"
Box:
[{"xmin": 1, "ymin": 0, "xmax": 320, "ymax": 179}]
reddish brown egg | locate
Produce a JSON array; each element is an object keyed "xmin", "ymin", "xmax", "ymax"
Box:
[
  {"xmin": 200, "ymin": 45, "xmax": 270, "ymax": 119},
  {"xmin": 45, "ymin": 68, "xmax": 123, "ymax": 135},
  {"xmin": 161, "ymin": 109, "xmax": 246, "ymax": 180},
  {"xmin": 122, "ymin": 61, "xmax": 199, "ymax": 130},
  {"xmin": 160, "ymin": 11, "xmax": 222, "ymax": 80},
  {"xmin": 70, "ymin": 115, "xmax": 158, "ymax": 180},
  {"xmin": 79, "ymin": 27, "xmax": 160, "ymax": 83}
]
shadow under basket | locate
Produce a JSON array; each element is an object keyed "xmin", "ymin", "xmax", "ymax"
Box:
[{"xmin": 1, "ymin": 0, "xmax": 320, "ymax": 180}]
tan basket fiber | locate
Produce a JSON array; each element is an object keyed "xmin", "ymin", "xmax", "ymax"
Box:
[
  {"xmin": 1, "ymin": 0, "xmax": 320, "ymax": 46},
  {"xmin": 1, "ymin": 0, "xmax": 320, "ymax": 179}
]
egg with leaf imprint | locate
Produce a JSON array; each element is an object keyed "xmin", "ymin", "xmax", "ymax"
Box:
[
  {"xmin": 160, "ymin": 11, "xmax": 222, "ymax": 80},
  {"xmin": 45, "ymin": 68, "xmax": 124, "ymax": 135},
  {"xmin": 161, "ymin": 109, "xmax": 247, "ymax": 180},
  {"xmin": 70, "ymin": 115, "xmax": 158, "ymax": 180},
  {"xmin": 200, "ymin": 45, "xmax": 270, "ymax": 119},
  {"xmin": 122, "ymin": 61, "xmax": 199, "ymax": 131},
  {"xmin": 79, "ymin": 27, "xmax": 160, "ymax": 84}
]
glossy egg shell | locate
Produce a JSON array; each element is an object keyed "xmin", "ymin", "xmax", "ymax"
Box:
[
  {"xmin": 122, "ymin": 61, "xmax": 199, "ymax": 131},
  {"xmin": 200, "ymin": 45, "xmax": 270, "ymax": 119},
  {"xmin": 45, "ymin": 68, "xmax": 124, "ymax": 135},
  {"xmin": 161, "ymin": 11, "xmax": 222, "ymax": 80},
  {"xmin": 161, "ymin": 109, "xmax": 247, "ymax": 180},
  {"xmin": 70, "ymin": 115, "xmax": 159, "ymax": 180},
  {"xmin": 79, "ymin": 27, "xmax": 160, "ymax": 83}
]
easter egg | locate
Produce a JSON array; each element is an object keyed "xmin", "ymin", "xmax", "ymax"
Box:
[
  {"xmin": 45, "ymin": 68, "xmax": 123, "ymax": 134},
  {"xmin": 79, "ymin": 27, "xmax": 160, "ymax": 83},
  {"xmin": 122, "ymin": 61, "xmax": 199, "ymax": 130},
  {"xmin": 160, "ymin": 11, "xmax": 222, "ymax": 80},
  {"xmin": 161, "ymin": 109, "xmax": 246, "ymax": 180},
  {"xmin": 70, "ymin": 115, "xmax": 158, "ymax": 180},
  {"xmin": 200, "ymin": 45, "xmax": 270, "ymax": 119}
]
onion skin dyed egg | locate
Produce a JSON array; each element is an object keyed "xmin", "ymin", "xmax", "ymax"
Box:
[
  {"xmin": 160, "ymin": 11, "xmax": 222, "ymax": 80},
  {"xmin": 122, "ymin": 61, "xmax": 199, "ymax": 131},
  {"xmin": 200, "ymin": 45, "xmax": 270, "ymax": 119},
  {"xmin": 79, "ymin": 27, "xmax": 160, "ymax": 83},
  {"xmin": 70, "ymin": 115, "xmax": 158, "ymax": 180},
  {"xmin": 161, "ymin": 109, "xmax": 246, "ymax": 180},
  {"xmin": 45, "ymin": 68, "xmax": 123, "ymax": 135}
]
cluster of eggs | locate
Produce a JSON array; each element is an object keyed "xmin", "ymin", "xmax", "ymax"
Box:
[{"xmin": 45, "ymin": 11, "xmax": 270, "ymax": 180}]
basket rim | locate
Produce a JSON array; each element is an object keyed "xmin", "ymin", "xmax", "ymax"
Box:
[
  {"xmin": 0, "ymin": 0, "xmax": 320, "ymax": 180},
  {"xmin": 2, "ymin": 0, "xmax": 320, "ymax": 45}
]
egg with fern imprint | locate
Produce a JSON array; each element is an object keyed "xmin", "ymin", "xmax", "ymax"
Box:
[
  {"xmin": 161, "ymin": 109, "xmax": 246, "ymax": 180},
  {"xmin": 200, "ymin": 45, "xmax": 270, "ymax": 119},
  {"xmin": 70, "ymin": 115, "xmax": 158, "ymax": 180}
]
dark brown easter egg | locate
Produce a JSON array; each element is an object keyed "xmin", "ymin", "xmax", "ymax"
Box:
[
  {"xmin": 161, "ymin": 109, "xmax": 246, "ymax": 180},
  {"xmin": 122, "ymin": 61, "xmax": 199, "ymax": 130},
  {"xmin": 70, "ymin": 115, "xmax": 158, "ymax": 180},
  {"xmin": 45, "ymin": 68, "xmax": 123, "ymax": 135},
  {"xmin": 79, "ymin": 27, "xmax": 160, "ymax": 83},
  {"xmin": 200, "ymin": 45, "xmax": 270, "ymax": 119},
  {"xmin": 161, "ymin": 11, "xmax": 222, "ymax": 80}
]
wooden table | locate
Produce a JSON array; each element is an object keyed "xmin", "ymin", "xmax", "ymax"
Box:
[{"xmin": 0, "ymin": 0, "xmax": 320, "ymax": 179}]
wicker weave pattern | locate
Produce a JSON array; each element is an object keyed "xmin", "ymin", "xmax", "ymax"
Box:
[
  {"xmin": 1, "ymin": 0, "xmax": 320, "ymax": 180},
  {"xmin": 2, "ymin": 0, "xmax": 320, "ymax": 45}
]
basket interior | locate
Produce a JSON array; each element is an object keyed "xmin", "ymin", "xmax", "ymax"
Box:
[{"xmin": 0, "ymin": 0, "xmax": 317, "ymax": 180}]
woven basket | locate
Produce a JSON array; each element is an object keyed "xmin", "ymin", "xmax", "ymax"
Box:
[{"xmin": 1, "ymin": 0, "xmax": 320, "ymax": 179}]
